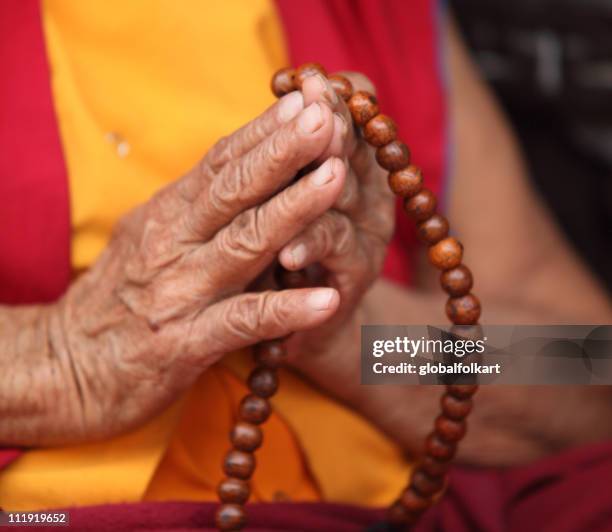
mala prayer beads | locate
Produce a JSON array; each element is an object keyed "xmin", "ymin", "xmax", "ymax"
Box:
[{"xmin": 215, "ymin": 63, "xmax": 482, "ymax": 532}]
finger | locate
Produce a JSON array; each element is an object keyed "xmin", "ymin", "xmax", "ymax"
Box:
[
  {"xmin": 334, "ymin": 163, "xmax": 360, "ymax": 214},
  {"xmin": 301, "ymin": 75, "xmax": 357, "ymax": 157},
  {"xmin": 277, "ymin": 210, "xmax": 373, "ymax": 276},
  {"xmin": 197, "ymin": 157, "xmax": 347, "ymax": 289},
  {"xmin": 300, "ymin": 71, "xmax": 379, "ymax": 156},
  {"xmin": 188, "ymin": 287, "xmax": 340, "ymax": 362},
  {"xmin": 326, "ymin": 70, "xmax": 378, "ymax": 156},
  {"xmin": 206, "ymin": 91, "xmax": 305, "ymax": 173},
  {"xmin": 332, "ymin": 70, "xmax": 383, "ymax": 183},
  {"xmin": 337, "ymin": 71, "xmax": 393, "ymax": 223},
  {"xmin": 350, "ymin": 137, "xmax": 384, "ymax": 186},
  {"xmin": 326, "ymin": 71, "xmax": 394, "ymax": 253},
  {"xmin": 347, "ymin": 136, "xmax": 395, "ymax": 242},
  {"xmin": 173, "ymin": 92, "xmax": 305, "ymax": 205},
  {"xmin": 300, "ymin": 74, "xmax": 388, "ymax": 226},
  {"xmin": 331, "ymin": 70, "xmax": 378, "ymax": 161},
  {"xmin": 325, "ymin": 112, "xmax": 358, "ymax": 214},
  {"xmin": 182, "ymin": 101, "xmax": 335, "ymax": 241},
  {"xmin": 326, "ymin": 112, "xmax": 349, "ymax": 159},
  {"xmin": 277, "ymin": 212, "xmax": 375, "ymax": 307}
]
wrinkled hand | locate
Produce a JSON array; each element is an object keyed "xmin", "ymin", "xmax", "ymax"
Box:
[
  {"xmin": 278, "ymin": 74, "xmax": 395, "ymax": 372},
  {"xmin": 34, "ymin": 87, "xmax": 352, "ymax": 445}
]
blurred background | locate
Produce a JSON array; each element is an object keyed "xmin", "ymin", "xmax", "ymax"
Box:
[{"xmin": 451, "ymin": 0, "xmax": 612, "ymax": 293}]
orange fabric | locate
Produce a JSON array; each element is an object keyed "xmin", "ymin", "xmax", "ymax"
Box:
[
  {"xmin": 0, "ymin": 0, "xmax": 411, "ymax": 511},
  {"xmin": 145, "ymin": 357, "xmax": 320, "ymax": 503}
]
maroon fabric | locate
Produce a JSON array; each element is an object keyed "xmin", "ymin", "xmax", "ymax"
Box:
[
  {"xmin": 0, "ymin": 0, "xmax": 71, "ymax": 305},
  {"xmin": 275, "ymin": 0, "xmax": 448, "ymax": 286},
  {"xmin": 10, "ymin": 442, "xmax": 612, "ymax": 531},
  {"xmin": 0, "ymin": 449, "xmax": 21, "ymax": 470},
  {"xmin": 421, "ymin": 440, "xmax": 612, "ymax": 532},
  {"xmin": 0, "ymin": 0, "xmax": 71, "ymax": 468},
  {"xmin": 10, "ymin": 502, "xmax": 384, "ymax": 531}
]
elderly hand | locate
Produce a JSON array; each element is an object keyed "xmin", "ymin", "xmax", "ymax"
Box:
[
  {"xmin": 277, "ymin": 74, "xmax": 396, "ymax": 381},
  {"xmin": 4, "ymin": 88, "xmax": 356, "ymax": 446}
]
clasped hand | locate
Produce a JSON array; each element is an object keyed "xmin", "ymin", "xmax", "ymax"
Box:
[{"xmin": 29, "ymin": 73, "xmax": 394, "ymax": 445}]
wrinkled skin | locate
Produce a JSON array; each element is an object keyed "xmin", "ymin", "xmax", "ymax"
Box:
[{"xmin": 0, "ymin": 73, "xmax": 394, "ymax": 446}]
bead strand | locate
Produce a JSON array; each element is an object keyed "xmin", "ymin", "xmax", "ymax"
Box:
[
  {"xmin": 214, "ymin": 343, "xmax": 275, "ymax": 530},
  {"xmin": 216, "ymin": 63, "xmax": 483, "ymax": 531},
  {"xmin": 216, "ymin": 267, "xmax": 310, "ymax": 531},
  {"xmin": 330, "ymin": 64, "xmax": 483, "ymax": 525},
  {"xmin": 388, "ymin": 384, "xmax": 478, "ymax": 527}
]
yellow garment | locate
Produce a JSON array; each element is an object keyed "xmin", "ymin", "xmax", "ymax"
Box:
[{"xmin": 0, "ymin": 0, "xmax": 411, "ymax": 511}]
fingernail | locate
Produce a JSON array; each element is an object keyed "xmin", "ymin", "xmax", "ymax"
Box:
[
  {"xmin": 307, "ymin": 288, "xmax": 335, "ymax": 310},
  {"xmin": 310, "ymin": 158, "xmax": 336, "ymax": 187},
  {"xmin": 290, "ymin": 243, "xmax": 307, "ymax": 267},
  {"xmin": 334, "ymin": 112, "xmax": 348, "ymax": 137},
  {"xmin": 314, "ymin": 74, "xmax": 338, "ymax": 105},
  {"xmin": 298, "ymin": 102, "xmax": 324, "ymax": 134},
  {"xmin": 311, "ymin": 73, "xmax": 327, "ymax": 91},
  {"xmin": 278, "ymin": 91, "xmax": 304, "ymax": 123}
]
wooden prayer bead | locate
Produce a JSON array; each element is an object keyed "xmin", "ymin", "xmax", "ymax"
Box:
[
  {"xmin": 404, "ymin": 189, "xmax": 437, "ymax": 222},
  {"xmin": 387, "ymin": 500, "xmax": 411, "ymax": 525},
  {"xmin": 294, "ymin": 62, "xmax": 327, "ymax": 89},
  {"xmin": 440, "ymin": 393, "xmax": 473, "ymax": 420},
  {"xmin": 275, "ymin": 267, "xmax": 310, "ymax": 289},
  {"xmin": 425, "ymin": 433, "xmax": 457, "ymax": 461},
  {"xmin": 375, "ymin": 140, "xmax": 411, "ymax": 172},
  {"xmin": 440, "ymin": 265, "xmax": 473, "ymax": 297},
  {"xmin": 363, "ymin": 114, "xmax": 397, "ymax": 147},
  {"xmin": 223, "ymin": 450, "xmax": 256, "ymax": 480},
  {"xmin": 230, "ymin": 421, "xmax": 263, "ymax": 452},
  {"xmin": 388, "ymin": 165, "xmax": 423, "ymax": 198},
  {"xmin": 446, "ymin": 384, "xmax": 479, "ymax": 399},
  {"xmin": 410, "ymin": 470, "xmax": 445, "ymax": 497},
  {"xmin": 400, "ymin": 488, "xmax": 432, "ymax": 513},
  {"xmin": 217, "ymin": 478, "xmax": 251, "ymax": 505},
  {"xmin": 248, "ymin": 367, "xmax": 278, "ymax": 398},
  {"xmin": 271, "ymin": 67, "xmax": 296, "ymax": 98},
  {"xmin": 391, "ymin": 509, "xmax": 421, "ymax": 527},
  {"xmin": 254, "ymin": 340, "xmax": 287, "ymax": 369},
  {"xmin": 416, "ymin": 214, "xmax": 449, "ymax": 245},
  {"xmin": 215, "ymin": 504, "xmax": 247, "ymax": 531},
  {"xmin": 328, "ymin": 74, "xmax": 354, "ymax": 101},
  {"xmin": 238, "ymin": 394, "xmax": 271, "ymax": 425},
  {"xmin": 445, "ymin": 294, "xmax": 481, "ymax": 325},
  {"xmin": 434, "ymin": 415, "xmax": 467, "ymax": 442},
  {"xmin": 419, "ymin": 455, "xmax": 451, "ymax": 478},
  {"xmin": 428, "ymin": 237, "xmax": 463, "ymax": 271},
  {"xmin": 348, "ymin": 90, "xmax": 379, "ymax": 126}
]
